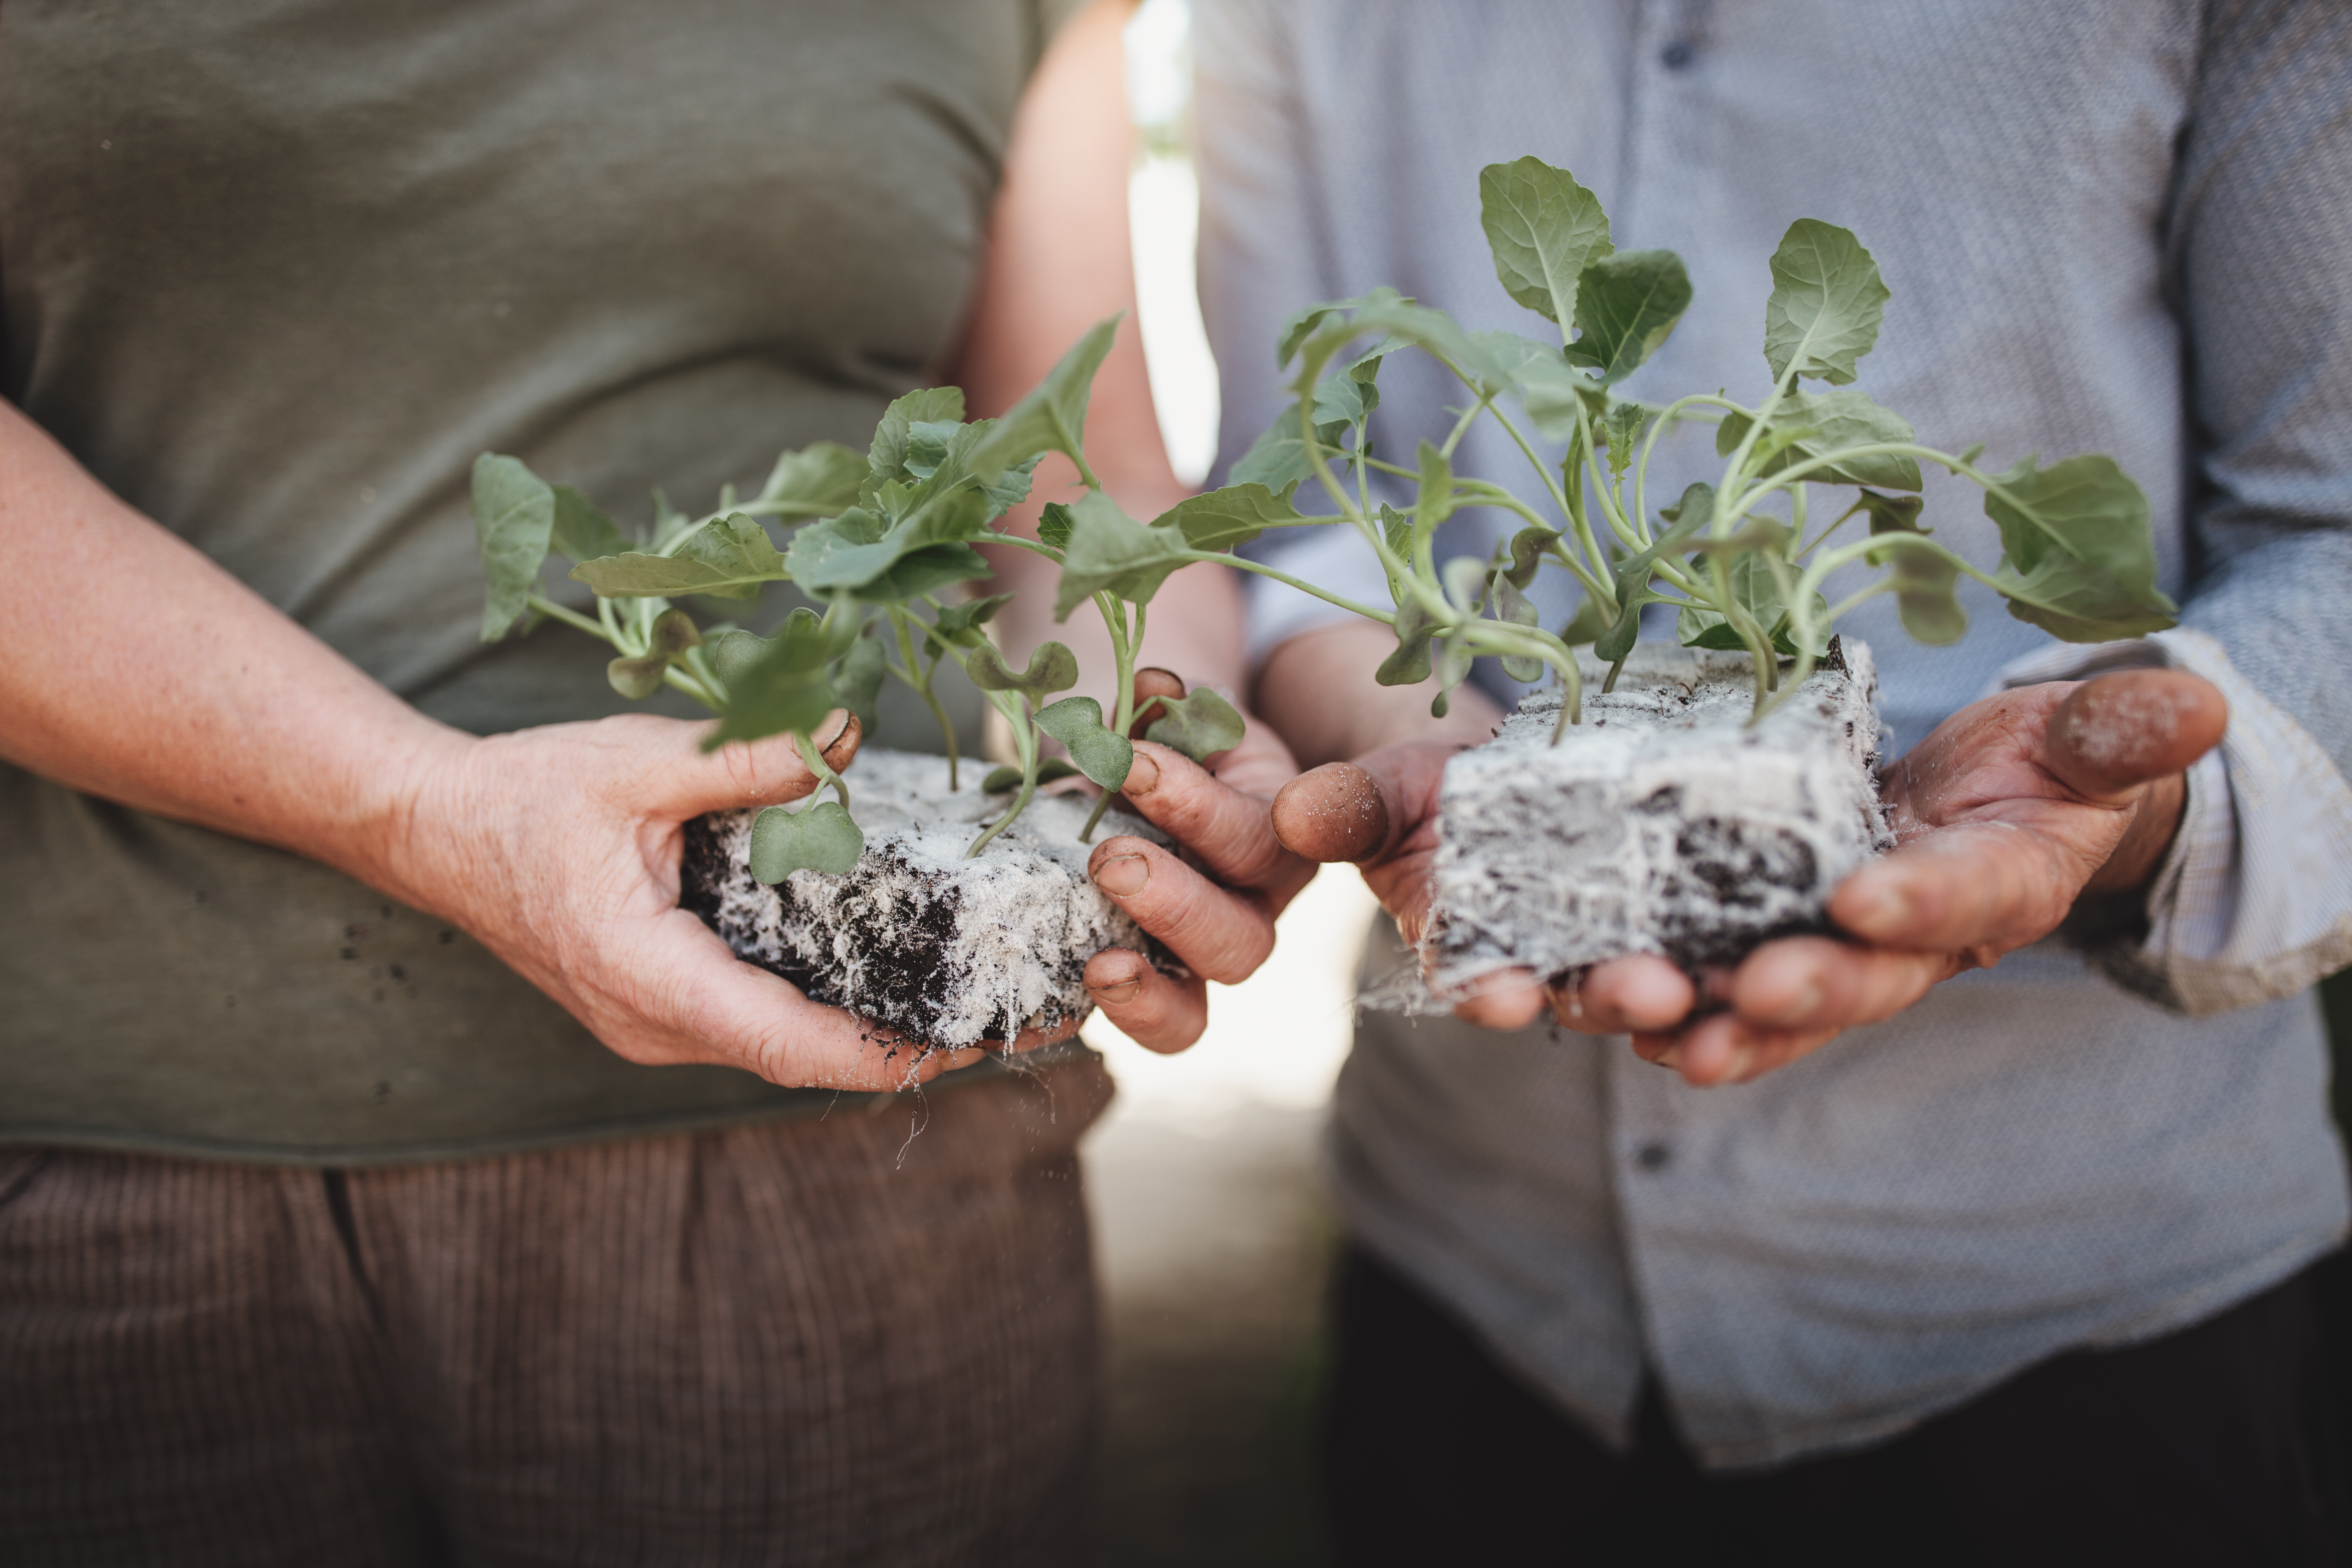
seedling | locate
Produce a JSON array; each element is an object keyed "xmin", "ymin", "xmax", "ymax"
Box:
[
  {"xmin": 470, "ymin": 317, "xmax": 1246, "ymax": 886},
  {"xmin": 1040, "ymin": 156, "xmax": 2175, "ymax": 729}
]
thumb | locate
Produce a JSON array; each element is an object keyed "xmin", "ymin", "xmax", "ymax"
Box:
[
  {"xmin": 1273, "ymin": 761, "xmax": 1391, "ymax": 863},
  {"xmin": 2045, "ymin": 670, "xmax": 2226, "ymax": 802},
  {"xmin": 1271, "ymin": 742, "xmax": 1459, "ymax": 865},
  {"xmin": 642, "ymin": 709, "xmax": 861, "ymax": 821}
]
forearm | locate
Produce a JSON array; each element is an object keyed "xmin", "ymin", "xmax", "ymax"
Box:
[
  {"xmin": 1253, "ymin": 620, "xmax": 1503, "ymax": 769},
  {"xmin": 0, "ymin": 400, "xmax": 462, "ymax": 905}
]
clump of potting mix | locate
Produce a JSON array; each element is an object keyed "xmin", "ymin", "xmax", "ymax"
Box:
[{"xmin": 681, "ymin": 751, "xmax": 1172, "ymax": 1048}]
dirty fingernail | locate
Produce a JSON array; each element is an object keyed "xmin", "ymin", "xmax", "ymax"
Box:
[
  {"xmin": 1722, "ymin": 1044, "xmax": 1758, "ymax": 1084},
  {"xmin": 1093, "ymin": 853, "xmax": 1150, "ymax": 898},
  {"xmin": 1652, "ymin": 1045, "xmax": 1683, "ymax": 1072},
  {"xmin": 818, "ymin": 709, "xmax": 854, "ymax": 749},
  {"xmin": 1089, "ymin": 976, "xmax": 1143, "ymax": 1005},
  {"xmin": 1124, "ymin": 751, "xmax": 1160, "ymax": 797},
  {"xmin": 1846, "ymin": 876, "xmax": 1912, "ymax": 934}
]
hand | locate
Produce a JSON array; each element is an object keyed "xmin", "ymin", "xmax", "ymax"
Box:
[
  {"xmin": 395, "ymin": 709, "xmax": 1063, "ymax": 1091},
  {"xmin": 1271, "ymin": 669, "xmax": 2228, "ymax": 1084},
  {"xmin": 1078, "ymin": 669, "xmax": 1315, "ymax": 1051}
]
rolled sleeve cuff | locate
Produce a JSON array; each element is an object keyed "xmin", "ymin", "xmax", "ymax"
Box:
[{"xmin": 1996, "ymin": 628, "xmax": 2352, "ymax": 1014}]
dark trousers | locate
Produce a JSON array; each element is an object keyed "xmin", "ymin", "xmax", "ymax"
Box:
[{"xmin": 1322, "ymin": 1244, "xmax": 2348, "ymax": 1568}]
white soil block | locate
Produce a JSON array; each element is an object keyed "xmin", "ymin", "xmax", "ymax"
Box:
[
  {"xmin": 1418, "ymin": 638, "xmax": 1893, "ymax": 1002},
  {"xmin": 681, "ymin": 750, "xmax": 1173, "ymax": 1049}
]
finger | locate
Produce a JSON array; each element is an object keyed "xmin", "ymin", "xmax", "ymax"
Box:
[
  {"xmin": 1121, "ymin": 741, "xmax": 1309, "ymax": 901},
  {"xmin": 1129, "ymin": 666, "xmax": 1187, "ymax": 739},
  {"xmin": 1646, "ymin": 1013, "xmax": 1843, "ymax": 1088},
  {"xmin": 1446, "ymin": 969, "xmax": 1550, "ymax": 1030},
  {"xmin": 1089, "ymin": 835, "xmax": 1277, "ymax": 983},
  {"xmin": 1555, "ymin": 956, "xmax": 1696, "ymax": 1035},
  {"xmin": 1272, "ymin": 762, "xmax": 1391, "ymax": 863},
  {"xmin": 643, "ymin": 708, "xmax": 860, "ymax": 819},
  {"xmin": 1829, "ymin": 819, "xmax": 2080, "ymax": 953},
  {"xmin": 1727, "ymin": 935, "xmax": 1967, "ymax": 1032},
  {"xmin": 2045, "ymin": 669, "xmax": 2226, "ymax": 802},
  {"xmin": 1084, "ymin": 945, "xmax": 1209, "ymax": 1053}
]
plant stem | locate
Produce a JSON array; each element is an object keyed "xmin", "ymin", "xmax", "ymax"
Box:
[
  {"xmin": 964, "ymin": 694, "xmax": 1038, "ymax": 857},
  {"xmin": 793, "ymin": 731, "xmax": 850, "ymax": 812},
  {"xmin": 890, "ymin": 605, "xmax": 961, "ymax": 789}
]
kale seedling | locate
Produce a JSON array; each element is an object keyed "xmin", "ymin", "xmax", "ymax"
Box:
[
  {"xmin": 1038, "ymin": 156, "xmax": 2175, "ymax": 731},
  {"xmin": 470, "ymin": 316, "xmax": 1246, "ymax": 884}
]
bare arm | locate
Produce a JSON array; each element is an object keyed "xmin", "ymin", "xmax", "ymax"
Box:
[{"xmin": 955, "ymin": 0, "xmax": 1244, "ymax": 707}]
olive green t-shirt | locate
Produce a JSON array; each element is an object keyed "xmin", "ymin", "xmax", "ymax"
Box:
[{"xmin": 0, "ymin": 0, "xmax": 1072, "ymax": 1163}]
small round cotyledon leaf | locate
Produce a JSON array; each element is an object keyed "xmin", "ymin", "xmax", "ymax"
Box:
[
  {"xmin": 1033, "ymin": 696, "xmax": 1135, "ymax": 791},
  {"xmin": 748, "ymin": 800, "xmax": 865, "ymax": 883},
  {"xmin": 982, "ymin": 760, "xmax": 1083, "ymax": 793},
  {"xmin": 1138, "ymin": 688, "xmax": 1247, "ymax": 764},
  {"xmin": 606, "ymin": 653, "xmax": 669, "ymax": 700},
  {"xmin": 966, "ymin": 641, "xmax": 1080, "ymax": 699}
]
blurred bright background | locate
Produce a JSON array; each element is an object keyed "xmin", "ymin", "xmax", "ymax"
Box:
[{"xmin": 1077, "ymin": 1, "xmax": 1367, "ymax": 1560}]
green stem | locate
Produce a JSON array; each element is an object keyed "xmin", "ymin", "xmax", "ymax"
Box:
[
  {"xmin": 793, "ymin": 731, "xmax": 850, "ymax": 812},
  {"xmin": 964, "ymin": 694, "xmax": 1039, "ymax": 857},
  {"xmin": 891, "ymin": 605, "xmax": 961, "ymax": 789}
]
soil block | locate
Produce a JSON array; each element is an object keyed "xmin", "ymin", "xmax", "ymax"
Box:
[
  {"xmin": 682, "ymin": 750, "xmax": 1174, "ymax": 1049},
  {"xmin": 1418, "ymin": 638, "xmax": 1892, "ymax": 1001}
]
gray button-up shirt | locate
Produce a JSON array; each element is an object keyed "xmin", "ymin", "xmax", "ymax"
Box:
[{"xmin": 1195, "ymin": 0, "xmax": 2352, "ymax": 1467}]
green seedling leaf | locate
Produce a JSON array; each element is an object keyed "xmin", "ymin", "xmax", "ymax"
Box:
[
  {"xmin": 967, "ymin": 640, "xmax": 1079, "ymax": 699},
  {"xmin": 472, "ymin": 453, "xmax": 556, "ymax": 641},
  {"xmin": 1038, "ymin": 501, "xmax": 1076, "ymax": 551},
  {"xmin": 706, "ymin": 608, "xmax": 838, "ymax": 747},
  {"xmin": 1311, "ymin": 356, "xmax": 1382, "ymax": 427},
  {"xmin": 748, "ymin": 800, "xmax": 864, "ymax": 882},
  {"xmin": 863, "ymin": 387, "xmax": 967, "ymax": 504},
  {"xmin": 1228, "ymin": 401, "xmax": 1347, "ymax": 492},
  {"xmin": 1274, "ymin": 288, "xmax": 1405, "ymax": 368},
  {"xmin": 1595, "ymin": 484, "xmax": 1715, "ymax": 662},
  {"xmin": 710, "ymin": 627, "xmax": 774, "ymax": 689},
  {"xmin": 760, "ymin": 441, "xmax": 867, "ymax": 518},
  {"xmin": 1376, "ymin": 598, "xmax": 1440, "ymax": 686},
  {"xmin": 785, "ymin": 491, "xmax": 993, "ymax": 599},
  {"xmin": 1469, "ymin": 330, "xmax": 1595, "ymax": 443},
  {"xmin": 1488, "ymin": 571, "xmax": 1545, "ymax": 682},
  {"xmin": 1415, "ymin": 441, "xmax": 1458, "ymax": 531},
  {"xmin": 1380, "ymin": 504, "xmax": 1415, "ymax": 573},
  {"xmin": 1677, "ymin": 549, "xmax": 1831, "ymax": 658},
  {"xmin": 1559, "ymin": 592, "xmax": 1611, "ymax": 647},
  {"xmin": 1981, "ymin": 454, "xmax": 2177, "ymax": 641},
  {"xmin": 828, "ymin": 633, "xmax": 887, "ymax": 735},
  {"xmin": 926, "ymin": 591, "xmax": 1015, "ymax": 652},
  {"xmin": 1441, "ymin": 554, "xmax": 1489, "ymax": 614},
  {"xmin": 605, "ymin": 602, "xmax": 699, "ymax": 698},
  {"xmin": 1478, "ymin": 156, "xmax": 1613, "ymax": 332},
  {"xmin": 1504, "ymin": 525, "xmax": 1560, "ymax": 589},
  {"xmin": 1566, "ymin": 250, "xmax": 1692, "ymax": 385},
  {"xmin": 1764, "ymin": 219, "xmax": 1888, "ymax": 386},
  {"xmin": 1152, "ymin": 482, "xmax": 1313, "ymax": 552},
  {"xmin": 1140, "ymin": 687, "xmax": 1247, "ymax": 763},
  {"xmin": 1859, "ymin": 492, "xmax": 1966, "ymax": 645},
  {"xmin": 1715, "ymin": 389, "xmax": 1923, "ymax": 491},
  {"xmin": 549, "ymin": 485, "xmax": 628, "ymax": 565},
  {"xmin": 1600, "ymin": 398, "xmax": 1658, "ymax": 484},
  {"xmin": 965, "ymin": 315, "xmax": 1122, "ymax": 482},
  {"xmin": 1034, "ymin": 695, "xmax": 1135, "ymax": 791},
  {"xmin": 573, "ymin": 513, "xmax": 789, "ymax": 600},
  {"xmin": 1293, "ymin": 297, "xmax": 1499, "ymax": 396},
  {"xmin": 1053, "ymin": 493, "xmax": 1196, "ymax": 618},
  {"xmin": 983, "ymin": 760, "xmax": 1083, "ymax": 793}
]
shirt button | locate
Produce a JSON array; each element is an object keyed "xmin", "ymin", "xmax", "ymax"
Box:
[
  {"xmin": 1635, "ymin": 1142, "xmax": 1672, "ymax": 1171},
  {"xmin": 1660, "ymin": 39, "xmax": 1696, "ymax": 70}
]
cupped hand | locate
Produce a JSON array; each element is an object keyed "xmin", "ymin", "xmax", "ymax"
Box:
[
  {"xmin": 1270, "ymin": 670, "xmax": 2228, "ymax": 1085},
  {"xmin": 396, "ymin": 709, "xmax": 1065, "ymax": 1091},
  {"xmin": 1079, "ymin": 668, "xmax": 1315, "ymax": 1051}
]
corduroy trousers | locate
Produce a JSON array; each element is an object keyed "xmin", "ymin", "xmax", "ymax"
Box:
[{"xmin": 0, "ymin": 1053, "xmax": 1112, "ymax": 1568}]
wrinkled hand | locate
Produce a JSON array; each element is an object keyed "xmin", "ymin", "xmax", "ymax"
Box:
[
  {"xmin": 1079, "ymin": 669, "xmax": 1315, "ymax": 1051},
  {"xmin": 1272, "ymin": 669, "xmax": 2227, "ymax": 1086},
  {"xmin": 396, "ymin": 709, "xmax": 1060, "ymax": 1091}
]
